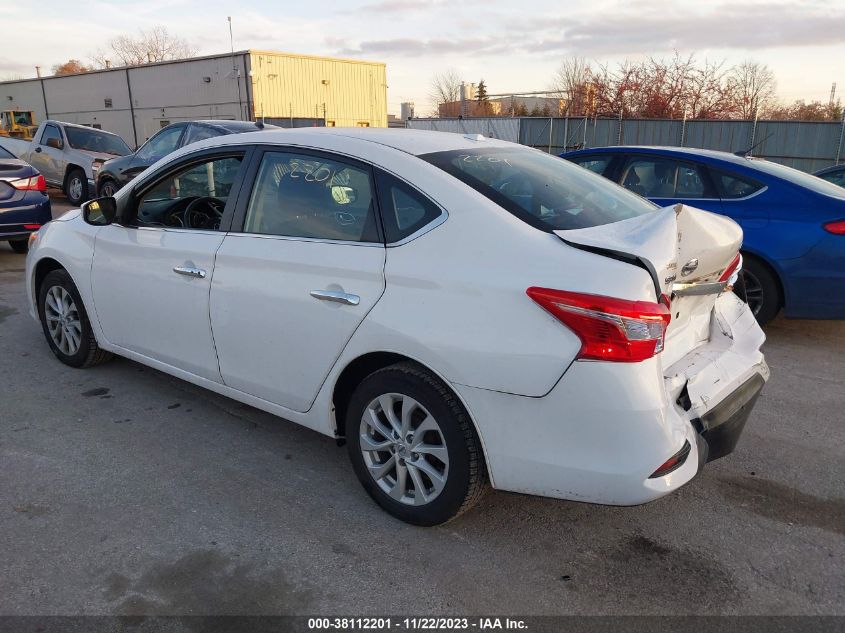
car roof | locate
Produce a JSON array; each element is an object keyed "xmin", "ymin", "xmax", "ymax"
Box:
[
  {"xmin": 45, "ymin": 119, "xmax": 122, "ymax": 137},
  {"xmin": 564, "ymin": 145, "xmax": 761, "ymax": 167},
  {"xmin": 179, "ymin": 127, "xmax": 515, "ymax": 156},
  {"xmin": 193, "ymin": 120, "xmax": 277, "ymax": 132}
]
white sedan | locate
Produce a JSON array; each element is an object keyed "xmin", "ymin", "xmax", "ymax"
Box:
[{"xmin": 25, "ymin": 128, "xmax": 769, "ymax": 525}]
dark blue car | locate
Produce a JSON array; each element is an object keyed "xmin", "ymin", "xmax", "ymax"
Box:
[
  {"xmin": 562, "ymin": 146, "xmax": 845, "ymax": 323},
  {"xmin": 0, "ymin": 145, "xmax": 51, "ymax": 254}
]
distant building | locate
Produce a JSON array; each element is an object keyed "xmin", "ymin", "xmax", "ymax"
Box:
[
  {"xmin": 438, "ymin": 95, "xmax": 565, "ymax": 118},
  {"xmin": 0, "ymin": 50, "xmax": 388, "ymax": 148}
]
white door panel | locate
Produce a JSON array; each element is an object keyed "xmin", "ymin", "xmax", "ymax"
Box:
[
  {"xmin": 91, "ymin": 225, "xmax": 224, "ymax": 381},
  {"xmin": 210, "ymin": 234, "xmax": 385, "ymax": 412}
]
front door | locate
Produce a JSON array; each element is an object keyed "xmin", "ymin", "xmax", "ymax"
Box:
[
  {"xmin": 29, "ymin": 123, "xmax": 65, "ymax": 185},
  {"xmin": 210, "ymin": 148, "xmax": 386, "ymax": 412},
  {"xmin": 91, "ymin": 150, "xmax": 247, "ymax": 381}
]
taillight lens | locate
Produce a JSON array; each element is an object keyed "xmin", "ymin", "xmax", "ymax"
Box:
[
  {"xmin": 718, "ymin": 252, "xmax": 743, "ymax": 283},
  {"xmin": 823, "ymin": 220, "xmax": 845, "ymax": 235},
  {"xmin": 9, "ymin": 174, "xmax": 46, "ymax": 192},
  {"xmin": 648, "ymin": 440, "xmax": 692, "ymax": 478},
  {"xmin": 526, "ymin": 287, "xmax": 672, "ymax": 363}
]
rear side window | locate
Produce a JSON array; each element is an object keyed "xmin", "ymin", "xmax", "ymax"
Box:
[
  {"xmin": 569, "ymin": 155, "xmax": 612, "ymax": 175},
  {"xmin": 243, "ymin": 151, "xmax": 379, "ymax": 243},
  {"xmin": 711, "ymin": 169, "xmax": 764, "ymax": 199},
  {"xmin": 0, "ymin": 146, "xmax": 13, "ymax": 159},
  {"xmin": 421, "ymin": 148, "xmax": 655, "ymax": 232},
  {"xmin": 620, "ymin": 157, "xmax": 710, "ymax": 198},
  {"xmin": 817, "ymin": 168, "xmax": 845, "ymax": 188},
  {"xmin": 375, "ymin": 171, "xmax": 442, "ymax": 242}
]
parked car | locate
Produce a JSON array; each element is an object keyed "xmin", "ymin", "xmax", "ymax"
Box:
[
  {"xmin": 814, "ymin": 164, "xmax": 845, "ymax": 188},
  {"xmin": 26, "ymin": 129, "xmax": 768, "ymax": 525},
  {"xmin": 562, "ymin": 146, "xmax": 845, "ymax": 323},
  {"xmin": 0, "ymin": 120, "xmax": 131, "ymax": 206},
  {"xmin": 0, "ymin": 145, "xmax": 51, "ymax": 253},
  {"xmin": 95, "ymin": 120, "xmax": 275, "ymax": 197}
]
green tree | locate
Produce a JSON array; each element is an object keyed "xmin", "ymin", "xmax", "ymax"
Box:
[{"xmin": 476, "ymin": 80, "xmax": 488, "ymax": 102}]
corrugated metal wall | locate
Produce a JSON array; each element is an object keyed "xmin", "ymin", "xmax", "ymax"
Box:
[
  {"xmin": 408, "ymin": 117, "xmax": 845, "ymax": 172},
  {"xmin": 248, "ymin": 52, "xmax": 387, "ymax": 129}
]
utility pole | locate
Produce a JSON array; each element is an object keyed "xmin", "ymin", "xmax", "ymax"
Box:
[
  {"xmin": 228, "ymin": 16, "xmax": 244, "ymax": 120},
  {"xmin": 830, "ymin": 82, "xmax": 837, "ymax": 107}
]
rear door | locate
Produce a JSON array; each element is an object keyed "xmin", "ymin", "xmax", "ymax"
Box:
[
  {"xmin": 618, "ymin": 154, "xmax": 723, "ymax": 214},
  {"xmin": 210, "ymin": 147, "xmax": 386, "ymax": 413}
]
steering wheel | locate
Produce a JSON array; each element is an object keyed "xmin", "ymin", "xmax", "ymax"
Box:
[{"xmin": 183, "ymin": 196, "xmax": 225, "ymax": 230}]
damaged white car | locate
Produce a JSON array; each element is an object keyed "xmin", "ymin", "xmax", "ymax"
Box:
[{"xmin": 25, "ymin": 129, "xmax": 769, "ymax": 525}]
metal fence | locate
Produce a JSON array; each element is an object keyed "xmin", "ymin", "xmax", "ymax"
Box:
[{"xmin": 408, "ymin": 117, "xmax": 845, "ymax": 173}]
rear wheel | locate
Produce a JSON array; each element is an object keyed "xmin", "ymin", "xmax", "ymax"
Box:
[
  {"xmin": 38, "ymin": 269, "xmax": 112, "ymax": 368},
  {"xmin": 736, "ymin": 255, "xmax": 781, "ymax": 325},
  {"xmin": 8, "ymin": 239, "xmax": 28, "ymax": 254},
  {"xmin": 65, "ymin": 168, "xmax": 88, "ymax": 206},
  {"xmin": 345, "ymin": 362, "xmax": 487, "ymax": 525}
]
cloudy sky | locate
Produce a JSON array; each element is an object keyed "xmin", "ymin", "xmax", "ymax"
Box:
[{"xmin": 1, "ymin": 0, "xmax": 843, "ymax": 115}]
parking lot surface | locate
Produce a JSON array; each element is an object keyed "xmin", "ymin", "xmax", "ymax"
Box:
[{"xmin": 0, "ymin": 234, "xmax": 843, "ymax": 616}]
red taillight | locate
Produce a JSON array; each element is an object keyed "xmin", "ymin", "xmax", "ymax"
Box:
[
  {"xmin": 23, "ymin": 223, "xmax": 42, "ymax": 230},
  {"xmin": 823, "ymin": 220, "xmax": 845, "ymax": 235},
  {"xmin": 718, "ymin": 252, "xmax": 743, "ymax": 283},
  {"xmin": 648, "ymin": 441, "xmax": 692, "ymax": 478},
  {"xmin": 9, "ymin": 174, "xmax": 46, "ymax": 192},
  {"xmin": 526, "ymin": 287, "xmax": 672, "ymax": 363}
]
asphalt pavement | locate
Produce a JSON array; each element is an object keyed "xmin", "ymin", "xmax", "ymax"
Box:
[{"xmin": 0, "ymin": 201, "xmax": 842, "ymax": 616}]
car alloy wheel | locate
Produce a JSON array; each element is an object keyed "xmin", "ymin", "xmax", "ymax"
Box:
[
  {"xmin": 68, "ymin": 176, "xmax": 83, "ymax": 202},
  {"xmin": 44, "ymin": 285, "xmax": 82, "ymax": 356},
  {"xmin": 359, "ymin": 393, "xmax": 449, "ymax": 505},
  {"xmin": 740, "ymin": 269, "xmax": 763, "ymax": 317}
]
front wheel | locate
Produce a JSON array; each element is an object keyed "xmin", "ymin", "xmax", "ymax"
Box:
[
  {"xmin": 38, "ymin": 269, "xmax": 113, "ymax": 368},
  {"xmin": 346, "ymin": 362, "xmax": 488, "ymax": 525},
  {"xmin": 65, "ymin": 168, "xmax": 88, "ymax": 206},
  {"xmin": 98, "ymin": 178, "xmax": 118, "ymax": 198}
]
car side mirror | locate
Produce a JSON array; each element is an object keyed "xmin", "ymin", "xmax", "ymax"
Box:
[
  {"xmin": 46, "ymin": 137, "xmax": 63, "ymax": 150},
  {"xmin": 82, "ymin": 197, "xmax": 117, "ymax": 226}
]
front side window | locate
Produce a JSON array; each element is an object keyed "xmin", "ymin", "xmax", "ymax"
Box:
[
  {"xmin": 184, "ymin": 124, "xmax": 223, "ymax": 146},
  {"xmin": 621, "ymin": 157, "xmax": 709, "ymax": 198},
  {"xmin": 136, "ymin": 125, "xmax": 185, "ymax": 163},
  {"xmin": 421, "ymin": 147, "xmax": 656, "ymax": 232},
  {"xmin": 40, "ymin": 124, "xmax": 63, "ymax": 148},
  {"xmin": 243, "ymin": 151, "xmax": 378, "ymax": 242},
  {"xmin": 134, "ymin": 155, "xmax": 244, "ymax": 230},
  {"xmin": 65, "ymin": 127, "xmax": 130, "ymax": 156},
  {"xmin": 570, "ymin": 155, "xmax": 612, "ymax": 175}
]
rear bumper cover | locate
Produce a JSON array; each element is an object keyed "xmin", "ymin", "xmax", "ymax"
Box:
[{"xmin": 695, "ymin": 372, "xmax": 765, "ymax": 462}]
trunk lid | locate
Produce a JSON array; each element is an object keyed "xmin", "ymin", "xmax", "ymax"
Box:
[{"xmin": 555, "ymin": 204, "xmax": 742, "ymax": 366}]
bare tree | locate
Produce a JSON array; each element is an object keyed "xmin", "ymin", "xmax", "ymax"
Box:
[
  {"xmin": 52, "ymin": 59, "xmax": 90, "ymax": 76},
  {"xmin": 429, "ymin": 69, "xmax": 462, "ymax": 112},
  {"xmin": 91, "ymin": 26, "xmax": 197, "ymax": 68},
  {"xmin": 728, "ymin": 60, "xmax": 777, "ymax": 119},
  {"xmin": 551, "ymin": 57, "xmax": 593, "ymax": 115}
]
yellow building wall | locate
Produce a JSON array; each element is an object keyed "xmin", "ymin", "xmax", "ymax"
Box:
[{"xmin": 248, "ymin": 51, "xmax": 387, "ymax": 128}]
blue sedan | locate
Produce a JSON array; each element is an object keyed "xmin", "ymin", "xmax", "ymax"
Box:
[
  {"xmin": 0, "ymin": 145, "xmax": 51, "ymax": 254},
  {"xmin": 562, "ymin": 146, "xmax": 845, "ymax": 323}
]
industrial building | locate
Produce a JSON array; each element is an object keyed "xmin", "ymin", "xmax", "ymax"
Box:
[{"xmin": 0, "ymin": 50, "xmax": 388, "ymax": 149}]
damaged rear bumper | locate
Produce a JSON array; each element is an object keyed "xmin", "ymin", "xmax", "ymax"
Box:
[{"xmin": 695, "ymin": 371, "xmax": 766, "ymax": 462}]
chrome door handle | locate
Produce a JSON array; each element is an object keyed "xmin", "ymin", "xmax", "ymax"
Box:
[
  {"xmin": 310, "ymin": 289, "xmax": 360, "ymax": 306},
  {"xmin": 173, "ymin": 266, "xmax": 207, "ymax": 279}
]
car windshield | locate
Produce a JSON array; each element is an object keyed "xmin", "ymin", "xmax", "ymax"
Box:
[
  {"xmin": 421, "ymin": 147, "xmax": 657, "ymax": 232},
  {"xmin": 748, "ymin": 158, "xmax": 845, "ymax": 199},
  {"xmin": 65, "ymin": 127, "xmax": 131, "ymax": 156}
]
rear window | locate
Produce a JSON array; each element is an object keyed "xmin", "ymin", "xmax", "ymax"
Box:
[
  {"xmin": 421, "ymin": 148, "xmax": 656, "ymax": 232},
  {"xmin": 748, "ymin": 158, "xmax": 845, "ymax": 200}
]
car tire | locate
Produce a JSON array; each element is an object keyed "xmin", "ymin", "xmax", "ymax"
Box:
[
  {"xmin": 38, "ymin": 269, "xmax": 113, "ymax": 368},
  {"xmin": 736, "ymin": 254, "xmax": 781, "ymax": 325},
  {"xmin": 9, "ymin": 239, "xmax": 28, "ymax": 254},
  {"xmin": 65, "ymin": 168, "xmax": 88, "ymax": 206},
  {"xmin": 98, "ymin": 178, "xmax": 118, "ymax": 198},
  {"xmin": 345, "ymin": 362, "xmax": 488, "ymax": 526}
]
